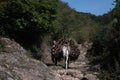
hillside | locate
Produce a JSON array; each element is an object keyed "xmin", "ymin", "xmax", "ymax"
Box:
[
  {"xmin": 0, "ymin": 37, "xmax": 56, "ymax": 80},
  {"xmin": 0, "ymin": 0, "xmax": 120, "ymax": 80},
  {"xmin": 54, "ymin": 1, "xmax": 113, "ymax": 43}
]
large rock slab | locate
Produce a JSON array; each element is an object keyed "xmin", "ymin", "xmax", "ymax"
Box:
[{"xmin": 0, "ymin": 37, "xmax": 55, "ymax": 80}]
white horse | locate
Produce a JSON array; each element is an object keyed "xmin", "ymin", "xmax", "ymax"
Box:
[
  {"xmin": 51, "ymin": 40, "xmax": 71, "ymax": 69},
  {"xmin": 62, "ymin": 43, "xmax": 70, "ymax": 69}
]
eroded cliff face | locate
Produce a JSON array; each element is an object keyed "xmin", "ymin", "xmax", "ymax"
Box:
[{"xmin": 0, "ymin": 37, "xmax": 55, "ymax": 80}]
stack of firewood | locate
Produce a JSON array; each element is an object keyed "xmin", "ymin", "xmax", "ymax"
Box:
[
  {"xmin": 52, "ymin": 38, "xmax": 80, "ymax": 61},
  {"xmin": 69, "ymin": 40, "xmax": 80, "ymax": 61}
]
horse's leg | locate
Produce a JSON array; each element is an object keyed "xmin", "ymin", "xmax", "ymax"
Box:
[
  {"xmin": 68, "ymin": 58, "xmax": 70, "ymax": 68},
  {"xmin": 51, "ymin": 55, "xmax": 55, "ymax": 63},
  {"xmin": 65, "ymin": 53, "xmax": 69, "ymax": 69},
  {"xmin": 54, "ymin": 58, "xmax": 57, "ymax": 65},
  {"xmin": 51, "ymin": 54, "xmax": 57, "ymax": 65},
  {"xmin": 51, "ymin": 54, "xmax": 55, "ymax": 63}
]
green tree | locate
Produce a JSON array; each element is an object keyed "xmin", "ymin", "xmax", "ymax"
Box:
[
  {"xmin": 0, "ymin": 0, "xmax": 58, "ymax": 50},
  {"xmin": 87, "ymin": 0, "xmax": 120, "ymax": 79}
]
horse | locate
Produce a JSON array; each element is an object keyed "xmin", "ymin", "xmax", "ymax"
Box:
[
  {"xmin": 62, "ymin": 43, "xmax": 70, "ymax": 69},
  {"xmin": 51, "ymin": 40, "xmax": 70, "ymax": 69}
]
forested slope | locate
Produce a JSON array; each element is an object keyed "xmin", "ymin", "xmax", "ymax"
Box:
[{"xmin": 87, "ymin": 1, "xmax": 120, "ymax": 79}]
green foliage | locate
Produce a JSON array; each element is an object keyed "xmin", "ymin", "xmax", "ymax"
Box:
[
  {"xmin": 99, "ymin": 70, "xmax": 120, "ymax": 80},
  {"xmin": 53, "ymin": 1, "xmax": 101, "ymax": 42},
  {"xmin": 0, "ymin": 0, "xmax": 58, "ymax": 51},
  {"xmin": 87, "ymin": 27, "xmax": 107, "ymax": 65},
  {"xmin": 87, "ymin": 1, "xmax": 120, "ymax": 79}
]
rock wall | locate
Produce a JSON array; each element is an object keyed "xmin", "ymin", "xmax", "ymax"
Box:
[{"xmin": 0, "ymin": 37, "xmax": 56, "ymax": 80}]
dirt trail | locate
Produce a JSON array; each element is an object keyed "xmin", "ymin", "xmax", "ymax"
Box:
[
  {"xmin": 47, "ymin": 43, "xmax": 100, "ymax": 80},
  {"xmin": 48, "ymin": 60, "xmax": 99, "ymax": 80}
]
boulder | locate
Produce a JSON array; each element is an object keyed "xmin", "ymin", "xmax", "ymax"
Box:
[{"xmin": 0, "ymin": 37, "xmax": 55, "ymax": 80}]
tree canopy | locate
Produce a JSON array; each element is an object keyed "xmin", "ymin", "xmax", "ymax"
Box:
[{"xmin": 0, "ymin": 0, "xmax": 58, "ymax": 49}]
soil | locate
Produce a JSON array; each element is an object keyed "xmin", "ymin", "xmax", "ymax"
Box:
[{"xmin": 47, "ymin": 42, "xmax": 100, "ymax": 80}]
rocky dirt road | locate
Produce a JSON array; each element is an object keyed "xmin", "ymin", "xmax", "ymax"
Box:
[
  {"xmin": 47, "ymin": 43, "xmax": 100, "ymax": 80},
  {"xmin": 48, "ymin": 60, "xmax": 99, "ymax": 80},
  {"xmin": 0, "ymin": 37, "xmax": 99, "ymax": 80}
]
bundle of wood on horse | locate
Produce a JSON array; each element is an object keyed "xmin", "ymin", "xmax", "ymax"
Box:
[{"xmin": 51, "ymin": 38, "xmax": 80, "ymax": 69}]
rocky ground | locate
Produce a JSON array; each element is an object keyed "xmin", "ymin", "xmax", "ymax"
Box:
[
  {"xmin": 0, "ymin": 37, "xmax": 55, "ymax": 80},
  {"xmin": 0, "ymin": 37, "xmax": 100, "ymax": 80},
  {"xmin": 47, "ymin": 43, "xmax": 100, "ymax": 80},
  {"xmin": 49, "ymin": 62, "xmax": 99, "ymax": 80}
]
